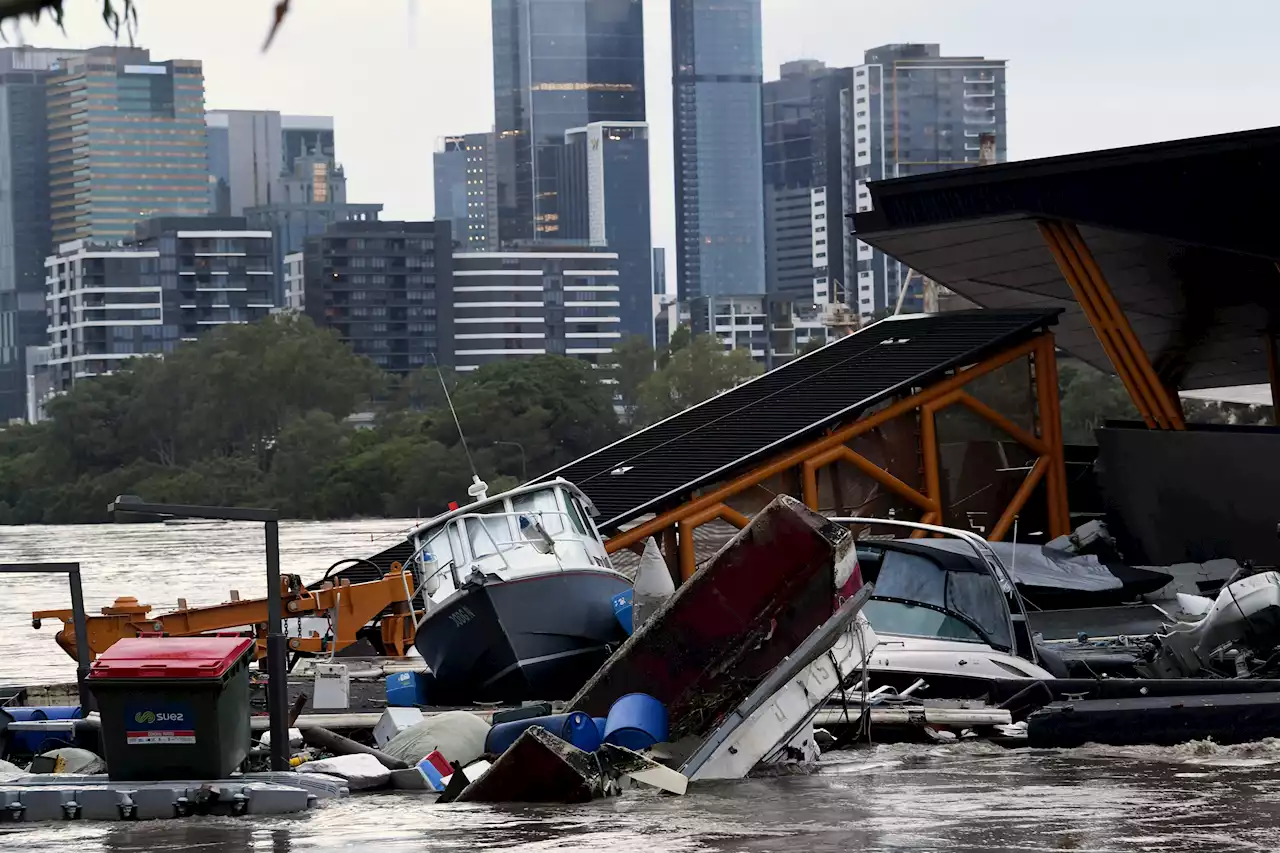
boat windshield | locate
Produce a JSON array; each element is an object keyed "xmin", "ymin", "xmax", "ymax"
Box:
[
  {"xmin": 863, "ymin": 600, "xmax": 985, "ymax": 643},
  {"xmin": 866, "ymin": 548, "xmax": 1013, "ymax": 650}
]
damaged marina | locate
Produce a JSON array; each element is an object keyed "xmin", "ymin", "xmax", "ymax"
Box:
[{"xmin": 8, "ymin": 126, "xmax": 1280, "ymax": 823}]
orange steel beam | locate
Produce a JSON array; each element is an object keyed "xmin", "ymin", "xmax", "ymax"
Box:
[
  {"xmin": 919, "ymin": 406, "xmax": 943, "ymax": 525},
  {"xmin": 1035, "ymin": 336, "xmax": 1072, "ymax": 536},
  {"xmin": 1049, "ymin": 220, "xmax": 1165, "ymax": 426},
  {"xmin": 677, "ymin": 520, "xmax": 697, "ymax": 581},
  {"xmin": 604, "ymin": 334, "xmax": 1047, "ymax": 555},
  {"xmin": 804, "ymin": 446, "xmax": 937, "ymax": 512},
  {"xmin": 954, "ymin": 391, "xmax": 1050, "ymax": 457},
  {"xmin": 801, "ymin": 459, "xmax": 820, "ymax": 510},
  {"xmin": 719, "ymin": 506, "xmax": 750, "ymax": 529},
  {"xmin": 990, "ymin": 457, "xmax": 1050, "ymax": 542},
  {"xmin": 911, "ymin": 512, "xmax": 940, "ymax": 538},
  {"xmin": 1061, "ymin": 224, "xmax": 1184, "ymax": 429},
  {"xmin": 1038, "ymin": 221, "xmax": 1162, "ymax": 428}
]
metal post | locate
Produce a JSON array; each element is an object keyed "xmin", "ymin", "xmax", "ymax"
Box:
[
  {"xmin": 5, "ymin": 562, "xmax": 92, "ymax": 716},
  {"xmin": 67, "ymin": 565, "xmax": 91, "ymax": 715},
  {"xmin": 264, "ymin": 519, "xmax": 289, "ymax": 772}
]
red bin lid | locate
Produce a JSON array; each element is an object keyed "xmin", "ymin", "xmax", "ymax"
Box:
[{"xmin": 88, "ymin": 636, "xmax": 254, "ymax": 679}]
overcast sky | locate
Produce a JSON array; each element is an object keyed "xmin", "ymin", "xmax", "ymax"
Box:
[{"xmin": 15, "ymin": 0, "xmax": 1280, "ymax": 286}]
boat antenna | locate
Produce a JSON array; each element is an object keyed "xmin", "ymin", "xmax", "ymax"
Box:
[{"xmin": 431, "ymin": 353, "xmax": 477, "ymax": 480}]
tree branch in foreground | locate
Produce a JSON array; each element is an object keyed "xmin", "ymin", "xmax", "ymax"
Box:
[{"xmin": 0, "ymin": 0, "xmax": 291, "ymax": 50}]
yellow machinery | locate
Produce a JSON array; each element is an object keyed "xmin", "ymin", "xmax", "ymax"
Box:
[{"xmin": 33, "ymin": 566, "xmax": 419, "ymax": 662}]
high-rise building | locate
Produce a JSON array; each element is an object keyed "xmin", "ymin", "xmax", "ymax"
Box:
[
  {"xmin": 245, "ymin": 151, "xmax": 382, "ymax": 306},
  {"xmin": 282, "ymin": 251, "xmax": 305, "ymax": 313},
  {"xmin": 685, "ymin": 294, "xmax": 829, "ymax": 367},
  {"xmin": 763, "ymin": 60, "xmax": 854, "ymax": 307},
  {"xmin": 281, "ymin": 115, "xmax": 334, "ymax": 173},
  {"xmin": 434, "ymin": 132, "xmax": 498, "ymax": 252},
  {"xmin": 302, "ymin": 220, "xmax": 454, "ymax": 374},
  {"xmin": 848, "ymin": 44, "xmax": 1006, "ymax": 318},
  {"xmin": 559, "ymin": 121, "xmax": 652, "ymax": 341},
  {"xmin": 48, "ymin": 48, "xmax": 210, "ymax": 247},
  {"xmin": 492, "ymin": 0, "xmax": 646, "ymax": 245},
  {"xmin": 452, "ymin": 245, "xmax": 620, "ymax": 372},
  {"xmin": 206, "ymin": 109, "xmax": 284, "ymax": 216},
  {"xmin": 0, "ymin": 47, "xmax": 84, "ymax": 421},
  {"xmin": 671, "ymin": 0, "xmax": 766, "ymax": 301},
  {"xmin": 43, "ymin": 216, "xmax": 275, "ymax": 395}
]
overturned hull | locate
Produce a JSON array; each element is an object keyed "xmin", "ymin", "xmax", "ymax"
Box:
[
  {"xmin": 571, "ymin": 495, "xmax": 864, "ymax": 744},
  {"xmin": 415, "ymin": 569, "xmax": 630, "ymax": 704},
  {"xmin": 684, "ymin": 606, "xmax": 878, "ymax": 781}
]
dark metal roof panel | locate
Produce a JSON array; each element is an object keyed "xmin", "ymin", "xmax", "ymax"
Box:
[
  {"xmin": 854, "ymin": 125, "xmax": 1280, "ymax": 260},
  {"xmin": 538, "ymin": 309, "xmax": 1061, "ymax": 529}
]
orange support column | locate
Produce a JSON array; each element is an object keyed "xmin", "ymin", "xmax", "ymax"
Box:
[
  {"xmin": 919, "ymin": 407, "xmax": 943, "ymax": 529},
  {"xmin": 677, "ymin": 520, "xmax": 697, "ymax": 582},
  {"xmin": 990, "ymin": 457, "xmax": 1049, "ymax": 542},
  {"xmin": 1038, "ymin": 221, "xmax": 1162, "ymax": 428},
  {"xmin": 1061, "ymin": 224, "xmax": 1184, "ymax": 430},
  {"xmin": 1034, "ymin": 336, "xmax": 1071, "ymax": 538}
]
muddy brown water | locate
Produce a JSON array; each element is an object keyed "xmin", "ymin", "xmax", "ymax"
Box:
[{"xmin": 4, "ymin": 522, "xmax": 1279, "ymax": 852}]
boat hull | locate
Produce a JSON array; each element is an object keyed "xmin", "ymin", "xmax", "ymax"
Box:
[
  {"xmin": 415, "ymin": 569, "xmax": 631, "ymax": 704},
  {"xmin": 859, "ymin": 635, "xmax": 1057, "ymax": 700}
]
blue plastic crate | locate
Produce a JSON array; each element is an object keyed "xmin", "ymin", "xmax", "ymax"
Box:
[{"xmin": 385, "ymin": 671, "xmax": 430, "ymax": 707}]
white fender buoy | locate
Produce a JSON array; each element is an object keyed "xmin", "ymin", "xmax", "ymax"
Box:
[{"xmin": 632, "ymin": 538, "xmax": 676, "ymax": 631}]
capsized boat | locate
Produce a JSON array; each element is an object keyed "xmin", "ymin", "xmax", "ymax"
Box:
[
  {"xmin": 399, "ymin": 477, "xmax": 631, "ymax": 704},
  {"xmin": 571, "ymin": 495, "xmax": 877, "ymax": 779}
]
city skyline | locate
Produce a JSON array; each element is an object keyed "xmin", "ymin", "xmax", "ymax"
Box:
[{"xmin": 14, "ymin": 0, "xmax": 1280, "ymax": 292}]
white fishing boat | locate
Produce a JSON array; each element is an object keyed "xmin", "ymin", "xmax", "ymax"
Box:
[{"xmin": 402, "ymin": 476, "xmax": 632, "ymax": 704}]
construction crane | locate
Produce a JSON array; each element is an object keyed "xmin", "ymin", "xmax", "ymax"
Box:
[
  {"xmin": 893, "ymin": 132, "xmax": 998, "ymax": 317},
  {"xmin": 33, "ymin": 567, "xmax": 420, "ymax": 663}
]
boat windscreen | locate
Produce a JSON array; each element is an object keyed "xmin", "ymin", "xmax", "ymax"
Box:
[{"xmin": 872, "ymin": 550, "xmax": 1013, "ymax": 651}]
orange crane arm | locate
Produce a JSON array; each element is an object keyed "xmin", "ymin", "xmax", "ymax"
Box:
[{"xmin": 33, "ymin": 569, "xmax": 419, "ymax": 662}]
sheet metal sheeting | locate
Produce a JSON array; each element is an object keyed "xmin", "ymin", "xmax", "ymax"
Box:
[{"xmin": 538, "ymin": 309, "xmax": 1060, "ymax": 531}]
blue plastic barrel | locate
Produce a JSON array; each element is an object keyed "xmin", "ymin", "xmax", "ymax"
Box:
[
  {"xmin": 612, "ymin": 589, "xmax": 634, "ymax": 635},
  {"xmin": 603, "ymin": 693, "xmax": 668, "ymax": 751},
  {"xmin": 6, "ymin": 707, "xmax": 48, "ymax": 755},
  {"xmin": 484, "ymin": 711, "xmax": 602, "ymax": 755},
  {"xmin": 593, "ymin": 716, "xmax": 607, "ymax": 741},
  {"xmin": 31, "ymin": 706, "xmax": 81, "ymax": 721}
]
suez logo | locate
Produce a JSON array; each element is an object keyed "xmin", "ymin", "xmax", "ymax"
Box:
[{"xmin": 133, "ymin": 710, "xmax": 186, "ymax": 724}]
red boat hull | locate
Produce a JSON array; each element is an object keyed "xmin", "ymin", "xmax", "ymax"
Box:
[{"xmin": 571, "ymin": 496, "xmax": 863, "ymax": 739}]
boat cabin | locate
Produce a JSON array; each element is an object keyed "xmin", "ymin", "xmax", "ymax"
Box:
[
  {"xmin": 408, "ymin": 478, "xmax": 618, "ymax": 607},
  {"xmin": 856, "ymin": 540, "xmax": 1016, "ymax": 653}
]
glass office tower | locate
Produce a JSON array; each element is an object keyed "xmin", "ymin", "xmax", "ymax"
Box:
[
  {"xmin": 492, "ymin": 0, "xmax": 645, "ymax": 245},
  {"xmin": 671, "ymin": 0, "xmax": 766, "ymax": 300}
]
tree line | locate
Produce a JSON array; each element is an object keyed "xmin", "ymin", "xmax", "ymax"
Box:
[
  {"xmin": 0, "ymin": 315, "xmax": 760, "ymax": 524},
  {"xmin": 0, "ymin": 314, "xmax": 1262, "ymax": 525}
]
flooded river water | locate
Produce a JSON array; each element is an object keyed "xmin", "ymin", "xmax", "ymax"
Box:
[{"xmin": 3, "ymin": 522, "xmax": 1279, "ymax": 852}]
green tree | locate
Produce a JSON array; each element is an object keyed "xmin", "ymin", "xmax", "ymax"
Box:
[
  {"xmin": 603, "ymin": 337, "xmax": 656, "ymax": 424},
  {"xmin": 798, "ymin": 336, "xmax": 828, "ymax": 356},
  {"xmin": 636, "ymin": 335, "xmax": 763, "ymax": 426},
  {"xmin": 444, "ymin": 356, "xmax": 621, "ymax": 478},
  {"xmin": 1056, "ymin": 360, "xmax": 1140, "ymax": 444},
  {"xmin": 267, "ymin": 411, "xmax": 351, "ymax": 517},
  {"xmin": 387, "ymin": 365, "xmax": 459, "ymax": 413},
  {"xmin": 658, "ymin": 325, "xmax": 693, "ymax": 369}
]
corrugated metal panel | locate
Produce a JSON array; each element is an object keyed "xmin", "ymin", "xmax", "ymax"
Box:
[{"xmin": 539, "ymin": 309, "xmax": 1060, "ymax": 529}]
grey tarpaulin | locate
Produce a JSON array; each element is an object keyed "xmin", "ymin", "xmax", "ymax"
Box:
[{"xmin": 914, "ymin": 539, "xmax": 1122, "ymax": 592}]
